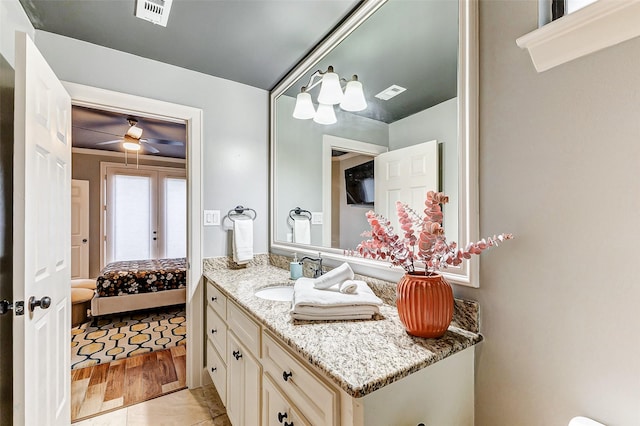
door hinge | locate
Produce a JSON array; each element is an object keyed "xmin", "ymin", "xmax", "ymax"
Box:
[{"xmin": 0, "ymin": 300, "xmax": 24, "ymax": 316}]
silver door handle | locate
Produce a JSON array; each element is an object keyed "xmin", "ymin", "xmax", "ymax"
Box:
[{"xmin": 29, "ymin": 296, "xmax": 51, "ymax": 313}]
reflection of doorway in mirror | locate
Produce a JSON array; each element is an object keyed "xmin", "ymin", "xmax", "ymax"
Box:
[
  {"xmin": 322, "ymin": 135, "xmax": 388, "ymax": 249},
  {"xmin": 331, "ymin": 152, "xmax": 376, "ymax": 249}
]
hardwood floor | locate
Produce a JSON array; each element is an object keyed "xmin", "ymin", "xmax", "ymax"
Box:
[{"xmin": 71, "ymin": 345, "xmax": 187, "ymax": 423}]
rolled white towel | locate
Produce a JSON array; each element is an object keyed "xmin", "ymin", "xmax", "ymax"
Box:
[
  {"xmin": 339, "ymin": 280, "xmax": 359, "ymax": 294},
  {"xmin": 312, "ymin": 262, "xmax": 354, "ymax": 289}
]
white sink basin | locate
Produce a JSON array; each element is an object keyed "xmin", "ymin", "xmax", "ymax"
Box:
[{"xmin": 254, "ymin": 286, "xmax": 294, "ymax": 302}]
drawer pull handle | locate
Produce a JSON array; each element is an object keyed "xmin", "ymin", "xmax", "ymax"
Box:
[
  {"xmin": 277, "ymin": 412, "xmax": 287, "ymax": 423},
  {"xmin": 211, "ymin": 367, "xmax": 217, "ymax": 372},
  {"xmin": 282, "ymin": 371, "xmax": 293, "ymax": 382},
  {"xmin": 233, "ymin": 350, "xmax": 242, "ymax": 360},
  {"xmin": 211, "ymin": 296, "xmax": 217, "ymax": 302},
  {"xmin": 211, "ymin": 329, "xmax": 217, "ymax": 334}
]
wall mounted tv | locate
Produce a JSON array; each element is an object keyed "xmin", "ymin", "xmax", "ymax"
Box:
[{"xmin": 344, "ymin": 160, "xmax": 374, "ymax": 206}]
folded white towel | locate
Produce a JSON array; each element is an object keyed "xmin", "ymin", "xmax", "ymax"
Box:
[
  {"xmin": 339, "ymin": 280, "xmax": 359, "ymax": 294},
  {"xmin": 291, "ymin": 277, "xmax": 382, "ymax": 321},
  {"xmin": 291, "ymin": 312, "xmax": 376, "ymax": 321},
  {"xmin": 232, "ymin": 218, "xmax": 253, "ymax": 265},
  {"xmin": 293, "ymin": 217, "xmax": 311, "ymax": 244},
  {"xmin": 292, "ymin": 304, "xmax": 379, "ymax": 316},
  {"xmin": 312, "ymin": 262, "xmax": 354, "ymax": 289}
]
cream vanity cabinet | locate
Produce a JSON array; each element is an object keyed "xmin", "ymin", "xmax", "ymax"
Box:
[
  {"xmin": 205, "ymin": 279, "xmax": 474, "ymax": 426},
  {"xmin": 206, "ymin": 281, "xmax": 261, "ymax": 426}
]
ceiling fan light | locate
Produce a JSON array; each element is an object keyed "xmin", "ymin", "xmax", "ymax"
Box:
[
  {"xmin": 340, "ymin": 78, "xmax": 367, "ymax": 112},
  {"xmin": 292, "ymin": 91, "xmax": 316, "ymax": 119},
  {"xmin": 123, "ymin": 140, "xmax": 141, "ymax": 151},
  {"xmin": 313, "ymin": 103, "xmax": 337, "ymax": 125},
  {"xmin": 317, "ymin": 69, "xmax": 343, "ymax": 105}
]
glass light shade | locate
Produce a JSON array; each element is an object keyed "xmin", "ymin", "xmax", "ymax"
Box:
[
  {"xmin": 292, "ymin": 91, "xmax": 316, "ymax": 119},
  {"xmin": 126, "ymin": 125, "xmax": 143, "ymax": 139},
  {"xmin": 340, "ymin": 79, "xmax": 367, "ymax": 112},
  {"xmin": 123, "ymin": 141, "xmax": 141, "ymax": 151},
  {"xmin": 317, "ymin": 71, "xmax": 344, "ymax": 105},
  {"xmin": 313, "ymin": 103, "xmax": 337, "ymax": 125}
]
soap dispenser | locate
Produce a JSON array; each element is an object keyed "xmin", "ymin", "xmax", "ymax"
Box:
[{"xmin": 290, "ymin": 253, "xmax": 302, "ymax": 280}]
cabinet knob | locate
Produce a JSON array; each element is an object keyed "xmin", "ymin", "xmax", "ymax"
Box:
[
  {"xmin": 284, "ymin": 422, "xmax": 294, "ymax": 426},
  {"xmin": 232, "ymin": 350, "xmax": 242, "ymax": 360},
  {"xmin": 282, "ymin": 371, "xmax": 293, "ymax": 382},
  {"xmin": 277, "ymin": 412, "xmax": 288, "ymax": 423},
  {"xmin": 211, "ymin": 329, "xmax": 217, "ymax": 334},
  {"xmin": 211, "ymin": 296, "xmax": 217, "ymax": 302},
  {"xmin": 211, "ymin": 367, "xmax": 217, "ymax": 372}
]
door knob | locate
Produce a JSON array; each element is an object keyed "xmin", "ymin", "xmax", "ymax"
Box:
[
  {"xmin": 28, "ymin": 296, "xmax": 51, "ymax": 313},
  {"xmin": 82, "ymin": 238, "xmax": 88, "ymax": 243}
]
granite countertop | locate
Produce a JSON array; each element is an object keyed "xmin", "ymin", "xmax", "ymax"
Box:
[{"xmin": 203, "ymin": 259, "xmax": 482, "ymax": 398}]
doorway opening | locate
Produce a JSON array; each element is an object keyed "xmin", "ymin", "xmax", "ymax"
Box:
[{"xmin": 64, "ymin": 87, "xmax": 202, "ymax": 422}]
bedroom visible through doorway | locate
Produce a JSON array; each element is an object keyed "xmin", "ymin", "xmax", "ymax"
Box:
[{"xmin": 70, "ymin": 103, "xmax": 190, "ymax": 422}]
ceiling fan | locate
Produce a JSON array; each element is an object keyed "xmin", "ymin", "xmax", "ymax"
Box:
[{"xmin": 93, "ymin": 117, "xmax": 184, "ymax": 154}]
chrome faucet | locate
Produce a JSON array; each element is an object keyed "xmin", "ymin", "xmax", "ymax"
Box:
[{"xmin": 300, "ymin": 253, "xmax": 323, "ymax": 278}]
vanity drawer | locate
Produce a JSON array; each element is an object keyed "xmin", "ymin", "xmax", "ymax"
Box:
[
  {"xmin": 262, "ymin": 332, "xmax": 338, "ymax": 426},
  {"xmin": 263, "ymin": 373, "xmax": 311, "ymax": 426},
  {"xmin": 206, "ymin": 304, "xmax": 227, "ymax": 362},
  {"xmin": 206, "ymin": 339, "xmax": 227, "ymax": 404},
  {"xmin": 227, "ymin": 301, "xmax": 261, "ymax": 358},
  {"xmin": 206, "ymin": 280, "xmax": 227, "ymax": 318}
]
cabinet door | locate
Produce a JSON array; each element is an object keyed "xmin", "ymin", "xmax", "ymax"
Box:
[
  {"xmin": 206, "ymin": 340, "xmax": 227, "ymax": 405},
  {"xmin": 263, "ymin": 375, "xmax": 310, "ymax": 426},
  {"xmin": 228, "ymin": 331, "xmax": 261, "ymax": 426}
]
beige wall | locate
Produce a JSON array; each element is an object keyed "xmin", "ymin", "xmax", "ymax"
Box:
[
  {"xmin": 72, "ymin": 152, "xmax": 185, "ymax": 278},
  {"xmin": 454, "ymin": 1, "xmax": 640, "ymax": 425}
]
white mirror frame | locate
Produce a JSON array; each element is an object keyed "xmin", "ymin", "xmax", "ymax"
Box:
[{"xmin": 270, "ymin": 0, "xmax": 479, "ymax": 287}]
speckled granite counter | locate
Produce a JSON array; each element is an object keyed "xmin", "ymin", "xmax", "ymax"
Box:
[{"xmin": 203, "ymin": 255, "xmax": 482, "ymax": 398}]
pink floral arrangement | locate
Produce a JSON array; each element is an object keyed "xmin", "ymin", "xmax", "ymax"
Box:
[{"xmin": 355, "ymin": 191, "xmax": 513, "ymax": 275}]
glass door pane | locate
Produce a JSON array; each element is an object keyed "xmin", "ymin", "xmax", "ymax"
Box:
[{"xmin": 110, "ymin": 173, "xmax": 155, "ymax": 262}]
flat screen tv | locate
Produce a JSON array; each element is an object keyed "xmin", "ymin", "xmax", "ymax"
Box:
[{"xmin": 344, "ymin": 160, "xmax": 374, "ymax": 206}]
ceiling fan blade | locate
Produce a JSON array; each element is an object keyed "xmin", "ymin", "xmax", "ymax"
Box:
[
  {"xmin": 72, "ymin": 126, "xmax": 123, "ymax": 138},
  {"xmin": 96, "ymin": 139, "xmax": 123, "ymax": 145},
  {"xmin": 141, "ymin": 143, "xmax": 160, "ymax": 154},
  {"xmin": 143, "ymin": 138, "xmax": 185, "ymax": 146}
]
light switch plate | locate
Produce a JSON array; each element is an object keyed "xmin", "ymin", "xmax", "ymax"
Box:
[
  {"xmin": 204, "ymin": 210, "xmax": 220, "ymax": 226},
  {"xmin": 311, "ymin": 212, "xmax": 323, "ymax": 225}
]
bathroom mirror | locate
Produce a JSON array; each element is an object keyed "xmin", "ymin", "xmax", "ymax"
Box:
[{"xmin": 270, "ymin": 0, "xmax": 479, "ymax": 287}]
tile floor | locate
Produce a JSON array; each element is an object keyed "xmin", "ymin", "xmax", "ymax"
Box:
[{"xmin": 73, "ymin": 384, "xmax": 230, "ymax": 426}]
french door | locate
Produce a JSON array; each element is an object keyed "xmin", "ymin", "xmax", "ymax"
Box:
[{"xmin": 103, "ymin": 163, "xmax": 186, "ymax": 265}]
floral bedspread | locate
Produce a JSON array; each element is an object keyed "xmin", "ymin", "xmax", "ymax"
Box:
[{"xmin": 96, "ymin": 258, "xmax": 187, "ymax": 297}]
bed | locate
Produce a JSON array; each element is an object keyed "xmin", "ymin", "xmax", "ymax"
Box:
[{"xmin": 91, "ymin": 257, "xmax": 187, "ymax": 317}]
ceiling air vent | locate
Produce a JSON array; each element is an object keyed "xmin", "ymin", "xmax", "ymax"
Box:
[
  {"xmin": 135, "ymin": 0, "xmax": 173, "ymax": 27},
  {"xmin": 375, "ymin": 85, "xmax": 407, "ymax": 101}
]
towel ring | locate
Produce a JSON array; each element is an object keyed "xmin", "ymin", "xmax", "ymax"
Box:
[
  {"xmin": 288, "ymin": 207, "xmax": 312, "ymax": 222},
  {"xmin": 227, "ymin": 205, "xmax": 257, "ymax": 222}
]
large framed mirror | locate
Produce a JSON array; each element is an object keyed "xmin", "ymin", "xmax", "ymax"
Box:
[{"xmin": 270, "ymin": 0, "xmax": 479, "ymax": 287}]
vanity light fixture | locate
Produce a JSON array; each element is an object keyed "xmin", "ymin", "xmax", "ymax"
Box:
[{"xmin": 292, "ymin": 65, "xmax": 367, "ymax": 125}]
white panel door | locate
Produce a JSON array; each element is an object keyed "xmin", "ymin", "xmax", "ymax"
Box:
[
  {"xmin": 71, "ymin": 179, "xmax": 89, "ymax": 278},
  {"xmin": 374, "ymin": 140, "xmax": 439, "ymax": 233},
  {"xmin": 13, "ymin": 32, "xmax": 71, "ymax": 426}
]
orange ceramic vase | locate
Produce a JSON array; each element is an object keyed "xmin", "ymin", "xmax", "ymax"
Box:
[{"xmin": 396, "ymin": 272, "xmax": 454, "ymax": 338}]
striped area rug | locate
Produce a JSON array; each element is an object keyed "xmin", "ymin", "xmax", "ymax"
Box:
[{"xmin": 71, "ymin": 305, "xmax": 186, "ymax": 370}]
